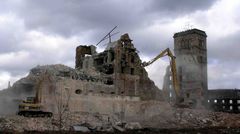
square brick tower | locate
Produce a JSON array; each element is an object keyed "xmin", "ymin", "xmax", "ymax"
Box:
[{"xmin": 173, "ymin": 29, "xmax": 208, "ymax": 102}]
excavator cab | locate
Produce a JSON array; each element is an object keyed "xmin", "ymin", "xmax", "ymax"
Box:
[
  {"xmin": 23, "ymin": 97, "xmax": 35, "ymax": 103},
  {"xmin": 18, "ymin": 97, "xmax": 52, "ymax": 117}
]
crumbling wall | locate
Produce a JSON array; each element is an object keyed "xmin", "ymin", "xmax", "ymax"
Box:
[
  {"xmin": 41, "ymin": 77, "xmax": 170, "ymax": 121},
  {"xmin": 75, "ymin": 45, "xmax": 96, "ymax": 69},
  {"xmin": 75, "ymin": 33, "xmax": 163, "ymax": 101},
  {"xmin": 0, "ymin": 64, "xmax": 76, "ymax": 115},
  {"xmin": 1, "ymin": 34, "xmax": 164, "ymax": 116}
]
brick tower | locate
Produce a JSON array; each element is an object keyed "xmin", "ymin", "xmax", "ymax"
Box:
[{"xmin": 173, "ymin": 29, "xmax": 208, "ymax": 102}]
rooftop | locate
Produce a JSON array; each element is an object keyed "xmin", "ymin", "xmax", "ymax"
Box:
[{"xmin": 173, "ymin": 28, "xmax": 207, "ymax": 38}]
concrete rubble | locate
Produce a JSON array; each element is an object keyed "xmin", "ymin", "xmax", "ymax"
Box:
[{"xmin": 1, "ymin": 108, "xmax": 240, "ymax": 133}]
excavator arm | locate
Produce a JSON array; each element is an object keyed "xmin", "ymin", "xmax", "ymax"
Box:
[{"xmin": 141, "ymin": 48, "xmax": 180, "ymax": 97}]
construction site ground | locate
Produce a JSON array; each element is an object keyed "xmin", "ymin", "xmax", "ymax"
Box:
[
  {"xmin": 2, "ymin": 128, "xmax": 239, "ymax": 134},
  {"xmin": 1, "ymin": 104, "xmax": 240, "ymax": 133}
]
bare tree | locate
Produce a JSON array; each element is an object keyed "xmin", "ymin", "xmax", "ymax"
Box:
[{"xmin": 54, "ymin": 81, "xmax": 72, "ymax": 130}]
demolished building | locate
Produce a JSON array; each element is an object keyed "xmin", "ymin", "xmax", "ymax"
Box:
[
  {"xmin": 0, "ymin": 34, "xmax": 164, "ymax": 118},
  {"xmin": 2, "ymin": 29, "xmax": 239, "ymax": 118},
  {"xmin": 74, "ymin": 34, "xmax": 162, "ymax": 100}
]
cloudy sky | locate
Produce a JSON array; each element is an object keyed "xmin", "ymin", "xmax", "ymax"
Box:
[{"xmin": 0, "ymin": 0, "xmax": 240, "ymax": 90}]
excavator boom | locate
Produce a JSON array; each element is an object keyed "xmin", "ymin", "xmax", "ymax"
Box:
[
  {"xmin": 142, "ymin": 47, "xmax": 197, "ymax": 108},
  {"xmin": 141, "ymin": 48, "xmax": 180, "ymax": 97}
]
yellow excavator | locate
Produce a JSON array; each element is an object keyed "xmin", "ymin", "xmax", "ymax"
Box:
[
  {"xmin": 17, "ymin": 72, "xmax": 53, "ymax": 117},
  {"xmin": 141, "ymin": 48, "xmax": 195, "ymax": 108}
]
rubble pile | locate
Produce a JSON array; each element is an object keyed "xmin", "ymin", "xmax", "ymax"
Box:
[
  {"xmin": 0, "ymin": 116, "xmax": 53, "ymax": 132},
  {"xmin": 1, "ymin": 108, "xmax": 240, "ymax": 132},
  {"xmin": 144, "ymin": 108, "xmax": 240, "ymax": 129},
  {"xmin": 0, "ymin": 64, "xmax": 102, "ymax": 115}
]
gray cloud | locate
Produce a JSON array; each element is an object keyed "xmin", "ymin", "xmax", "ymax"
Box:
[
  {"xmin": 15, "ymin": 0, "xmax": 149, "ymax": 37},
  {"xmin": 208, "ymin": 30, "xmax": 240, "ymax": 62},
  {"xmin": 208, "ymin": 62, "xmax": 240, "ymax": 89},
  {"xmin": 131, "ymin": 30, "xmax": 174, "ymax": 58},
  {"xmin": 0, "ymin": 0, "xmax": 218, "ymax": 55},
  {"xmin": 148, "ymin": 0, "xmax": 218, "ymax": 16},
  {"xmin": 1, "ymin": 0, "xmax": 238, "ymax": 90},
  {"xmin": 0, "ymin": 20, "xmax": 25, "ymax": 53},
  {"xmin": 10, "ymin": 0, "xmax": 218, "ymax": 38}
]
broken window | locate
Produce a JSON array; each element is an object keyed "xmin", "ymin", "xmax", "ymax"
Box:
[
  {"xmin": 130, "ymin": 68, "xmax": 134, "ymax": 75},
  {"xmin": 198, "ymin": 39, "xmax": 204, "ymax": 48},
  {"xmin": 104, "ymin": 56, "xmax": 108, "ymax": 63},
  {"xmin": 104, "ymin": 64, "xmax": 114, "ymax": 74},
  {"xmin": 110, "ymin": 51, "xmax": 115, "ymax": 62},
  {"xmin": 75, "ymin": 89, "xmax": 82, "ymax": 94},
  {"xmin": 131, "ymin": 56, "xmax": 135, "ymax": 63},
  {"xmin": 186, "ymin": 93, "xmax": 190, "ymax": 98},
  {"xmin": 104, "ymin": 79, "xmax": 114, "ymax": 85},
  {"xmin": 121, "ymin": 67, "xmax": 125, "ymax": 73},
  {"xmin": 106, "ymin": 67, "xmax": 114, "ymax": 74},
  {"xmin": 95, "ymin": 58, "xmax": 104, "ymax": 65}
]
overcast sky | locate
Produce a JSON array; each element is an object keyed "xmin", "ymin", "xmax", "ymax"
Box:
[{"xmin": 0, "ymin": 0, "xmax": 240, "ymax": 90}]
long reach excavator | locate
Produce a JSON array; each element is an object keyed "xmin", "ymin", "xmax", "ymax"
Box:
[{"xmin": 141, "ymin": 48, "xmax": 196, "ymax": 108}]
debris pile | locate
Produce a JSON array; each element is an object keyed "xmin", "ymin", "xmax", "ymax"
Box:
[{"xmin": 1, "ymin": 108, "xmax": 240, "ymax": 132}]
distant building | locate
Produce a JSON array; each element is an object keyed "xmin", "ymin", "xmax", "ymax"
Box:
[{"xmin": 206, "ymin": 89, "xmax": 240, "ymax": 113}]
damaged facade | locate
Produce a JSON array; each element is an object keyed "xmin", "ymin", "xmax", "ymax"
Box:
[
  {"xmin": 74, "ymin": 33, "xmax": 162, "ymax": 100},
  {"xmin": 34, "ymin": 34, "xmax": 163, "ymax": 115}
]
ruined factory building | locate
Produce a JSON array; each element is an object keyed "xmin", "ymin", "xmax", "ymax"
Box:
[
  {"xmin": 75, "ymin": 33, "xmax": 162, "ymax": 100},
  {"xmin": 8, "ymin": 33, "xmax": 163, "ymax": 116}
]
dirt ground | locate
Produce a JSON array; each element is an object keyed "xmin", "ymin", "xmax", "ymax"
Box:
[
  {"xmin": 1, "ymin": 100, "xmax": 240, "ymax": 133},
  {"xmin": 1, "ymin": 107, "xmax": 240, "ymax": 133},
  {"xmin": 2, "ymin": 127, "xmax": 240, "ymax": 134}
]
